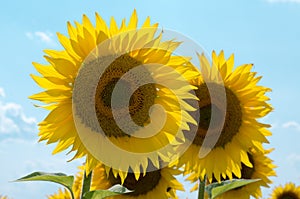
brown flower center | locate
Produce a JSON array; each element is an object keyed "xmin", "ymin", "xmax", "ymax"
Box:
[
  {"xmin": 278, "ymin": 193, "xmax": 300, "ymax": 199},
  {"xmin": 93, "ymin": 54, "xmax": 157, "ymax": 137},
  {"xmin": 108, "ymin": 170, "xmax": 162, "ymax": 196},
  {"xmin": 192, "ymin": 83, "xmax": 242, "ymax": 148},
  {"xmin": 240, "ymin": 154, "xmax": 255, "ymax": 179}
]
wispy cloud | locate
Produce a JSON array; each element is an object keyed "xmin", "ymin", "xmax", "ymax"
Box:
[
  {"xmin": 0, "ymin": 88, "xmax": 5, "ymax": 98},
  {"xmin": 0, "ymin": 87, "xmax": 37, "ymax": 135},
  {"xmin": 25, "ymin": 31, "xmax": 56, "ymax": 46},
  {"xmin": 266, "ymin": 0, "xmax": 300, "ymax": 3},
  {"xmin": 282, "ymin": 121, "xmax": 300, "ymax": 131},
  {"xmin": 287, "ymin": 153, "xmax": 300, "ymax": 161}
]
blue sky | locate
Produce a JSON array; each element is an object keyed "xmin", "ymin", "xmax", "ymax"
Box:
[{"xmin": 1, "ymin": 0, "xmax": 300, "ymax": 198}]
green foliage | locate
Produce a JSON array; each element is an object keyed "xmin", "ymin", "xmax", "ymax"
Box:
[
  {"xmin": 15, "ymin": 172, "xmax": 75, "ymax": 199},
  {"xmin": 83, "ymin": 184, "xmax": 133, "ymax": 199},
  {"xmin": 83, "ymin": 190, "xmax": 123, "ymax": 199},
  {"xmin": 205, "ymin": 179, "xmax": 260, "ymax": 199}
]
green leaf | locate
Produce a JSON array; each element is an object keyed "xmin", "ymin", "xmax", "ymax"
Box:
[
  {"xmin": 108, "ymin": 184, "xmax": 132, "ymax": 193},
  {"xmin": 84, "ymin": 184, "xmax": 133, "ymax": 199},
  {"xmin": 83, "ymin": 190, "xmax": 123, "ymax": 199},
  {"xmin": 15, "ymin": 172, "xmax": 74, "ymax": 198},
  {"xmin": 206, "ymin": 179, "xmax": 260, "ymax": 199}
]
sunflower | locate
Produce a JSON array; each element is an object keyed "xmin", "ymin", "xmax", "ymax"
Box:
[
  {"xmin": 30, "ymin": 10, "xmax": 198, "ymax": 180},
  {"xmin": 212, "ymin": 147, "xmax": 275, "ymax": 199},
  {"xmin": 269, "ymin": 183, "xmax": 300, "ymax": 199},
  {"xmin": 177, "ymin": 50, "xmax": 273, "ymax": 182},
  {"xmin": 49, "ymin": 163, "xmax": 184, "ymax": 199},
  {"xmin": 48, "ymin": 189, "xmax": 71, "ymax": 199},
  {"xmin": 186, "ymin": 147, "xmax": 276, "ymax": 198},
  {"xmin": 0, "ymin": 196, "xmax": 10, "ymax": 199}
]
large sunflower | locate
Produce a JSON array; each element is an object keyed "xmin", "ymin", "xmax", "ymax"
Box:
[
  {"xmin": 269, "ymin": 183, "xmax": 300, "ymax": 199},
  {"xmin": 177, "ymin": 50, "xmax": 273, "ymax": 182},
  {"xmin": 30, "ymin": 10, "xmax": 197, "ymax": 180},
  {"xmin": 48, "ymin": 163, "xmax": 184, "ymax": 199}
]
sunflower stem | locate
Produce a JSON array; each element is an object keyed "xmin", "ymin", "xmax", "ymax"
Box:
[
  {"xmin": 197, "ymin": 176, "xmax": 206, "ymax": 199},
  {"xmin": 81, "ymin": 170, "xmax": 92, "ymax": 199},
  {"xmin": 68, "ymin": 189, "xmax": 75, "ymax": 199}
]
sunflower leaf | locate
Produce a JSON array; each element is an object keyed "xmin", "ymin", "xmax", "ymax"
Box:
[
  {"xmin": 15, "ymin": 172, "xmax": 74, "ymax": 197},
  {"xmin": 206, "ymin": 179, "xmax": 260, "ymax": 199},
  {"xmin": 108, "ymin": 184, "xmax": 133, "ymax": 193},
  {"xmin": 83, "ymin": 184, "xmax": 133, "ymax": 199}
]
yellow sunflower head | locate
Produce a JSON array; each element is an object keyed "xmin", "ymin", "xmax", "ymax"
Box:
[
  {"xmin": 178, "ymin": 50, "xmax": 273, "ymax": 182},
  {"xmin": 100, "ymin": 163, "xmax": 184, "ymax": 199},
  {"xmin": 212, "ymin": 147, "xmax": 276, "ymax": 199},
  {"xmin": 50, "ymin": 163, "xmax": 184, "ymax": 199},
  {"xmin": 186, "ymin": 147, "xmax": 276, "ymax": 199},
  {"xmin": 30, "ymin": 10, "xmax": 198, "ymax": 181},
  {"xmin": 269, "ymin": 183, "xmax": 300, "ymax": 199},
  {"xmin": 47, "ymin": 189, "xmax": 71, "ymax": 199}
]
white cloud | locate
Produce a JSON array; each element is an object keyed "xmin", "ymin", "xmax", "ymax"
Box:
[
  {"xmin": 26, "ymin": 31, "xmax": 56, "ymax": 45},
  {"xmin": 0, "ymin": 87, "xmax": 37, "ymax": 135},
  {"xmin": 0, "ymin": 88, "xmax": 5, "ymax": 98},
  {"xmin": 35, "ymin": 31, "xmax": 53, "ymax": 43},
  {"xmin": 287, "ymin": 153, "xmax": 300, "ymax": 162},
  {"xmin": 266, "ymin": 0, "xmax": 300, "ymax": 3},
  {"xmin": 282, "ymin": 121, "xmax": 300, "ymax": 131}
]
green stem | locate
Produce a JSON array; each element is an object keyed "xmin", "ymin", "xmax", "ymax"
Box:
[
  {"xmin": 81, "ymin": 170, "xmax": 92, "ymax": 199},
  {"xmin": 67, "ymin": 188, "xmax": 75, "ymax": 199},
  {"xmin": 197, "ymin": 176, "xmax": 206, "ymax": 199}
]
